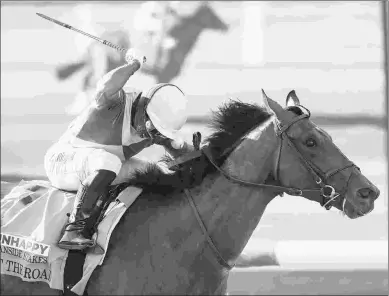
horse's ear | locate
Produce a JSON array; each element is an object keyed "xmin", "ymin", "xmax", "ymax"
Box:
[
  {"xmin": 261, "ymin": 89, "xmax": 285, "ymax": 120},
  {"xmin": 286, "ymin": 90, "xmax": 300, "ymax": 107}
]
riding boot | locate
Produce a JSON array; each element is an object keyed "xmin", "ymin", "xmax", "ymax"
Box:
[
  {"xmin": 80, "ymin": 189, "xmax": 114, "ymax": 255},
  {"xmin": 58, "ymin": 170, "xmax": 116, "ymax": 252}
]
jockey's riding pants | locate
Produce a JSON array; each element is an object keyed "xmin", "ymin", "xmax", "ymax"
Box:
[{"xmin": 44, "ymin": 143, "xmax": 148, "ymax": 191}]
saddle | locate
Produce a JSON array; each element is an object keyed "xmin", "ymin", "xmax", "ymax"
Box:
[{"xmin": 1, "ymin": 179, "xmax": 140, "ymax": 296}]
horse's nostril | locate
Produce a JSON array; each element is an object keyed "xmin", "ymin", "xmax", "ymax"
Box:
[{"xmin": 357, "ymin": 188, "xmax": 373, "ymax": 199}]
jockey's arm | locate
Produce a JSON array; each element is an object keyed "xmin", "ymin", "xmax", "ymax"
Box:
[{"xmin": 94, "ymin": 49, "xmax": 144, "ymax": 107}]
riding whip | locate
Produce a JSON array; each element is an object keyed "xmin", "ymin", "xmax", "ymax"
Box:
[{"xmin": 36, "ymin": 12, "xmax": 146, "ymax": 63}]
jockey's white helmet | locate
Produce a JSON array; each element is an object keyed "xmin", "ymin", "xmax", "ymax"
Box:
[{"xmin": 144, "ymin": 83, "xmax": 188, "ymax": 140}]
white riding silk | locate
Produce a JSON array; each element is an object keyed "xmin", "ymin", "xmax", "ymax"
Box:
[{"xmin": 44, "ymin": 143, "xmax": 149, "ymax": 191}]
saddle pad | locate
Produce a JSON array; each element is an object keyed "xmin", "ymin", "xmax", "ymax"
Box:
[{"xmin": 1, "ymin": 180, "xmax": 142, "ymax": 295}]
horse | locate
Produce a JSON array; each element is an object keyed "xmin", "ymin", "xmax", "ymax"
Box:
[
  {"xmin": 140, "ymin": 2, "xmax": 229, "ymax": 83},
  {"xmin": 1, "ymin": 90, "xmax": 380, "ymax": 295}
]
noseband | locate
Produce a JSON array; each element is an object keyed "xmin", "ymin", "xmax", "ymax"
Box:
[{"xmin": 202, "ymin": 109, "xmax": 358, "ymax": 210}]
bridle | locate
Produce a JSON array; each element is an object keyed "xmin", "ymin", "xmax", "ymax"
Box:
[{"xmin": 201, "ymin": 106, "xmax": 358, "ymax": 211}]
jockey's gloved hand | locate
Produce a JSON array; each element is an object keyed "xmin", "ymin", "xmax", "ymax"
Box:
[
  {"xmin": 125, "ymin": 48, "xmax": 146, "ymax": 67},
  {"xmin": 151, "ymin": 132, "xmax": 185, "ymax": 150}
]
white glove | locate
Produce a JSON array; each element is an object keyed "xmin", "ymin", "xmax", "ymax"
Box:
[
  {"xmin": 125, "ymin": 48, "xmax": 146, "ymax": 67},
  {"xmin": 171, "ymin": 138, "xmax": 185, "ymax": 149}
]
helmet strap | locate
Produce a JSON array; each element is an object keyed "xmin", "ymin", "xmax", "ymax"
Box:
[{"xmin": 131, "ymin": 93, "xmax": 151, "ymax": 138}]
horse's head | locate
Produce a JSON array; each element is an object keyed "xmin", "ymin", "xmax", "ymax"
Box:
[
  {"xmin": 194, "ymin": 3, "xmax": 229, "ymax": 32},
  {"xmin": 262, "ymin": 90, "xmax": 380, "ymax": 219}
]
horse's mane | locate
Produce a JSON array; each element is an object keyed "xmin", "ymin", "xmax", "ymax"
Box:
[{"xmin": 125, "ymin": 100, "xmax": 272, "ymax": 197}]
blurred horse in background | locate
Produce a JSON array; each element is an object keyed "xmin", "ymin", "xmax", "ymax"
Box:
[{"xmin": 136, "ymin": 2, "xmax": 229, "ymax": 83}]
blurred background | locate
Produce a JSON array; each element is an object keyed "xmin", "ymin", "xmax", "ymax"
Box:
[{"xmin": 1, "ymin": 1, "xmax": 388, "ymax": 294}]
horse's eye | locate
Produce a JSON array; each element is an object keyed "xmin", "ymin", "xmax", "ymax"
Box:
[{"xmin": 305, "ymin": 138, "xmax": 317, "ymax": 147}]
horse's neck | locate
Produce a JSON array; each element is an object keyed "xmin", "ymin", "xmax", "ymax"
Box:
[
  {"xmin": 192, "ymin": 120, "xmax": 279, "ymax": 263},
  {"xmin": 172, "ymin": 14, "xmax": 203, "ymax": 41}
]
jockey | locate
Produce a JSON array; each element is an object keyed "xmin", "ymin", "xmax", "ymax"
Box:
[{"xmin": 44, "ymin": 48, "xmax": 193, "ymax": 252}]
